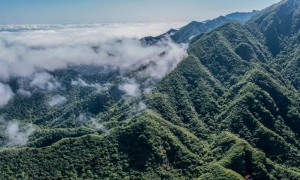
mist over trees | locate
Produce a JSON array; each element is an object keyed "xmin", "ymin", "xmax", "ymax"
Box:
[{"xmin": 1, "ymin": 0, "xmax": 300, "ymax": 179}]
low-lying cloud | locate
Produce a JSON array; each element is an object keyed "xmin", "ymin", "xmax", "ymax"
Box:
[
  {"xmin": 14, "ymin": 72, "xmax": 61, "ymax": 98},
  {"xmin": 119, "ymin": 79, "xmax": 140, "ymax": 97},
  {"xmin": 71, "ymin": 78, "xmax": 101, "ymax": 89},
  {"xmin": 29, "ymin": 72, "xmax": 61, "ymax": 91},
  {"xmin": 132, "ymin": 102, "xmax": 147, "ymax": 114},
  {"xmin": 0, "ymin": 23, "xmax": 186, "ymax": 80},
  {"xmin": 77, "ymin": 113, "xmax": 90, "ymax": 124},
  {"xmin": 75, "ymin": 113, "xmax": 107, "ymax": 132},
  {"xmin": 91, "ymin": 118, "xmax": 107, "ymax": 132},
  {"xmin": 48, "ymin": 95, "xmax": 67, "ymax": 107},
  {"xmin": 0, "ymin": 38, "xmax": 186, "ymax": 80},
  {"xmin": 4, "ymin": 121, "xmax": 35, "ymax": 146},
  {"xmin": 0, "ymin": 83, "xmax": 14, "ymax": 107},
  {"xmin": 0, "ymin": 23, "xmax": 187, "ymax": 108},
  {"xmin": 17, "ymin": 88, "xmax": 32, "ymax": 97}
]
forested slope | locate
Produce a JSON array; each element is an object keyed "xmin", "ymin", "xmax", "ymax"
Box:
[{"xmin": 1, "ymin": 0, "xmax": 300, "ymax": 179}]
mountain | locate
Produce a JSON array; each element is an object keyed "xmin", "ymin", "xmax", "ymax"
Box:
[
  {"xmin": 143, "ymin": 11, "xmax": 258, "ymax": 44},
  {"xmin": 246, "ymin": 0, "xmax": 300, "ymax": 89},
  {"xmin": 171, "ymin": 16, "xmax": 234, "ymax": 44},
  {"xmin": 225, "ymin": 10, "xmax": 259, "ymax": 23},
  {"xmin": 1, "ymin": 0, "xmax": 300, "ymax": 179}
]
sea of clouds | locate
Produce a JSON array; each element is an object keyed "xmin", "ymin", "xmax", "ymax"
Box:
[{"xmin": 0, "ymin": 23, "xmax": 187, "ymax": 108}]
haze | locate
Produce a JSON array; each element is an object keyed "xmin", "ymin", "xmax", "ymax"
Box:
[{"xmin": 0, "ymin": 0, "xmax": 281, "ymax": 24}]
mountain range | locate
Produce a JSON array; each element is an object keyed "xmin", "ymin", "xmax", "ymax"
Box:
[
  {"xmin": 1, "ymin": 0, "xmax": 300, "ymax": 179},
  {"xmin": 143, "ymin": 10, "xmax": 258, "ymax": 44}
]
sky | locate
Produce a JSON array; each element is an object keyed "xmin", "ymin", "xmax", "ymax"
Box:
[{"xmin": 0, "ymin": 0, "xmax": 281, "ymax": 24}]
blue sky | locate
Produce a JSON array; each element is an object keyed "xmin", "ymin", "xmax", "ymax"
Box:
[{"xmin": 0, "ymin": 0, "xmax": 281, "ymax": 24}]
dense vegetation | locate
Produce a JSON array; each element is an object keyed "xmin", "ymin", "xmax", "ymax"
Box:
[{"xmin": 1, "ymin": 0, "xmax": 300, "ymax": 179}]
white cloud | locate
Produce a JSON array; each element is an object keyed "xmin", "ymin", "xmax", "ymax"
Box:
[
  {"xmin": 76, "ymin": 114, "xmax": 107, "ymax": 132},
  {"xmin": 144, "ymin": 87, "xmax": 153, "ymax": 94},
  {"xmin": 15, "ymin": 72, "xmax": 61, "ymax": 98},
  {"xmin": 48, "ymin": 95, "xmax": 67, "ymax": 107},
  {"xmin": 0, "ymin": 23, "xmax": 187, "ymax": 107},
  {"xmin": 17, "ymin": 88, "xmax": 32, "ymax": 97},
  {"xmin": 5, "ymin": 121, "xmax": 34, "ymax": 146},
  {"xmin": 0, "ymin": 24, "xmax": 187, "ymax": 81},
  {"xmin": 77, "ymin": 114, "xmax": 89, "ymax": 124},
  {"xmin": 0, "ymin": 23, "xmax": 184, "ymax": 44},
  {"xmin": 91, "ymin": 118, "xmax": 107, "ymax": 132},
  {"xmin": 137, "ymin": 102, "xmax": 147, "ymax": 112},
  {"xmin": 71, "ymin": 78, "xmax": 101, "ymax": 89},
  {"xmin": 128, "ymin": 101, "xmax": 148, "ymax": 117},
  {"xmin": 29, "ymin": 72, "xmax": 61, "ymax": 91},
  {"xmin": 0, "ymin": 83, "xmax": 14, "ymax": 107},
  {"xmin": 143, "ymin": 42, "xmax": 188, "ymax": 80},
  {"xmin": 119, "ymin": 79, "xmax": 140, "ymax": 97}
]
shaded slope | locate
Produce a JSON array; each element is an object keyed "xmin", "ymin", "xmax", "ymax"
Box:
[
  {"xmin": 247, "ymin": 0, "xmax": 300, "ymax": 56},
  {"xmin": 189, "ymin": 22, "xmax": 271, "ymax": 85}
]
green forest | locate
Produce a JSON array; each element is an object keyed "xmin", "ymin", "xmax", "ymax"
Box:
[{"xmin": 1, "ymin": 0, "xmax": 300, "ymax": 179}]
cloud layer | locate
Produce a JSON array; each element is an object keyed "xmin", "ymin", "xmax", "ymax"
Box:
[
  {"xmin": 0, "ymin": 23, "xmax": 186, "ymax": 79},
  {"xmin": 0, "ymin": 23, "xmax": 187, "ymax": 108}
]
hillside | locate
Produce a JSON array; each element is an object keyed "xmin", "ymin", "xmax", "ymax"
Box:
[{"xmin": 1, "ymin": 0, "xmax": 300, "ymax": 179}]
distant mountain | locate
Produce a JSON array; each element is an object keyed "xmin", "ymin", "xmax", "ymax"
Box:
[
  {"xmin": 225, "ymin": 10, "xmax": 259, "ymax": 23},
  {"xmin": 171, "ymin": 16, "xmax": 233, "ymax": 44},
  {"xmin": 142, "ymin": 28, "xmax": 178, "ymax": 45},
  {"xmin": 143, "ymin": 11, "xmax": 259, "ymax": 44}
]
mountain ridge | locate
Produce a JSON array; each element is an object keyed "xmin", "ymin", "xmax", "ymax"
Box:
[
  {"xmin": 1, "ymin": 0, "xmax": 300, "ymax": 179},
  {"xmin": 143, "ymin": 11, "xmax": 259, "ymax": 44}
]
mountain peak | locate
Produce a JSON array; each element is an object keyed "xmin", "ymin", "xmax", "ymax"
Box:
[{"xmin": 247, "ymin": 0, "xmax": 300, "ymax": 56}]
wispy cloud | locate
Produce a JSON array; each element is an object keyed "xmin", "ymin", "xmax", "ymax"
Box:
[
  {"xmin": 48, "ymin": 95, "xmax": 67, "ymax": 107},
  {"xmin": 4, "ymin": 120, "xmax": 35, "ymax": 146},
  {"xmin": 75, "ymin": 113, "xmax": 107, "ymax": 132},
  {"xmin": 17, "ymin": 88, "xmax": 32, "ymax": 97},
  {"xmin": 90, "ymin": 118, "xmax": 107, "ymax": 132},
  {"xmin": 131, "ymin": 102, "xmax": 147, "ymax": 114},
  {"xmin": 29, "ymin": 72, "xmax": 61, "ymax": 91},
  {"xmin": 71, "ymin": 78, "xmax": 101, "ymax": 89},
  {"xmin": 0, "ymin": 83, "xmax": 14, "ymax": 107},
  {"xmin": 119, "ymin": 79, "xmax": 141, "ymax": 97}
]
